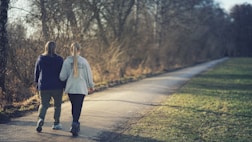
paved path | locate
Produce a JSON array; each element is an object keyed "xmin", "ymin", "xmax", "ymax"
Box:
[{"xmin": 0, "ymin": 58, "xmax": 228, "ymax": 142}]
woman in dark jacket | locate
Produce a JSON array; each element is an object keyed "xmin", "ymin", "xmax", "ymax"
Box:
[{"xmin": 34, "ymin": 41, "xmax": 65, "ymax": 132}]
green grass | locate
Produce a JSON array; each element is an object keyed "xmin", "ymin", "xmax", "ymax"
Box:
[{"xmin": 112, "ymin": 58, "xmax": 252, "ymax": 142}]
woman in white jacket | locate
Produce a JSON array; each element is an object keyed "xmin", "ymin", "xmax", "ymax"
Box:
[{"xmin": 60, "ymin": 42, "xmax": 94, "ymax": 136}]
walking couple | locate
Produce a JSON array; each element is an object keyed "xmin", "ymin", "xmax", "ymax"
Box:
[{"xmin": 34, "ymin": 41, "xmax": 94, "ymax": 136}]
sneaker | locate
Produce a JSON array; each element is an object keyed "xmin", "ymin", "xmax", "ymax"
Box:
[
  {"xmin": 52, "ymin": 123, "xmax": 62, "ymax": 130},
  {"xmin": 70, "ymin": 122, "xmax": 80, "ymax": 136},
  {"xmin": 36, "ymin": 118, "xmax": 44, "ymax": 133}
]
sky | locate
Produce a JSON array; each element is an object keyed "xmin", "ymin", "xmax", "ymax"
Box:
[
  {"xmin": 9, "ymin": 0, "xmax": 31, "ymax": 20},
  {"xmin": 8, "ymin": 0, "xmax": 252, "ymax": 21},
  {"xmin": 217, "ymin": 0, "xmax": 252, "ymax": 11}
]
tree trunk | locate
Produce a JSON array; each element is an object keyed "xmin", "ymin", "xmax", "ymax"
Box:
[
  {"xmin": 63, "ymin": 0, "xmax": 78, "ymax": 38},
  {"xmin": 40, "ymin": 0, "xmax": 49, "ymax": 41},
  {"xmin": 0, "ymin": 0, "xmax": 9, "ymax": 92}
]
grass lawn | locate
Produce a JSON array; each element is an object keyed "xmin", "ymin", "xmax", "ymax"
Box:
[{"xmin": 111, "ymin": 58, "xmax": 252, "ymax": 142}]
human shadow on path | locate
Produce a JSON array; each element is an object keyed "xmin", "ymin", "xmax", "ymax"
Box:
[{"xmin": 99, "ymin": 130, "xmax": 164, "ymax": 142}]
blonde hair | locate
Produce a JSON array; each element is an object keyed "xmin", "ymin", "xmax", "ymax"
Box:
[
  {"xmin": 71, "ymin": 42, "xmax": 81, "ymax": 77},
  {"xmin": 43, "ymin": 41, "xmax": 56, "ymax": 56}
]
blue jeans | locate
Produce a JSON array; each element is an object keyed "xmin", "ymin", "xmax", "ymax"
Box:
[
  {"xmin": 38, "ymin": 90, "xmax": 63, "ymax": 124},
  {"xmin": 68, "ymin": 94, "xmax": 85, "ymax": 123}
]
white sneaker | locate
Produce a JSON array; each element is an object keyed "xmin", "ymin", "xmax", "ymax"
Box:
[
  {"xmin": 52, "ymin": 123, "xmax": 62, "ymax": 130},
  {"xmin": 36, "ymin": 118, "xmax": 44, "ymax": 132}
]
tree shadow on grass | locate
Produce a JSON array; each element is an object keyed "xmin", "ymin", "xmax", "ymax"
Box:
[
  {"xmin": 193, "ymin": 74, "xmax": 252, "ymax": 91},
  {"xmin": 167, "ymin": 104, "xmax": 252, "ymax": 118}
]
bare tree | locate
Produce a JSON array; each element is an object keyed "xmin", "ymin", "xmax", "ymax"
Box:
[
  {"xmin": 230, "ymin": 3, "xmax": 252, "ymax": 56},
  {"xmin": 98, "ymin": 0, "xmax": 135, "ymax": 43},
  {"xmin": 39, "ymin": 0, "xmax": 49, "ymax": 40},
  {"xmin": 0, "ymin": 0, "xmax": 10, "ymax": 92},
  {"xmin": 63, "ymin": 0, "xmax": 78, "ymax": 38}
]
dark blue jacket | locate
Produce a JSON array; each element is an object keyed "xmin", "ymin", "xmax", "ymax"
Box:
[{"xmin": 34, "ymin": 54, "xmax": 65, "ymax": 90}]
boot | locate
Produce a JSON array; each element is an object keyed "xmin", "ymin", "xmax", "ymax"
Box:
[{"xmin": 70, "ymin": 122, "xmax": 80, "ymax": 136}]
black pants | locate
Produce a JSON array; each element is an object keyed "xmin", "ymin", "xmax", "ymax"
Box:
[{"xmin": 68, "ymin": 94, "xmax": 85, "ymax": 123}]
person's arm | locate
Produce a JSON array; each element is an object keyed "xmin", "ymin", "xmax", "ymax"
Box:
[
  {"xmin": 34, "ymin": 56, "xmax": 41, "ymax": 90},
  {"xmin": 59, "ymin": 60, "xmax": 70, "ymax": 81},
  {"xmin": 34, "ymin": 57, "xmax": 40, "ymax": 83},
  {"xmin": 85, "ymin": 60, "xmax": 95, "ymax": 93}
]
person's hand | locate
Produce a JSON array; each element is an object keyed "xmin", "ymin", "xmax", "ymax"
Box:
[
  {"xmin": 88, "ymin": 88, "xmax": 94, "ymax": 94},
  {"xmin": 33, "ymin": 82, "xmax": 38, "ymax": 90}
]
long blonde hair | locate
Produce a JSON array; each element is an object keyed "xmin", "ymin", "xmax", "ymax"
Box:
[
  {"xmin": 43, "ymin": 41, "xmax": 56, "ymax": 56},
  {"xmin": 71, "ymin": 42, "xmax": 81, "ymax": 77}
]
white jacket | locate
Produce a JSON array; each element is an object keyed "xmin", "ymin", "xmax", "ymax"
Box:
[{"xmin": 60, "ymin": 56, "xmax": 94, "ymax": 95}]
